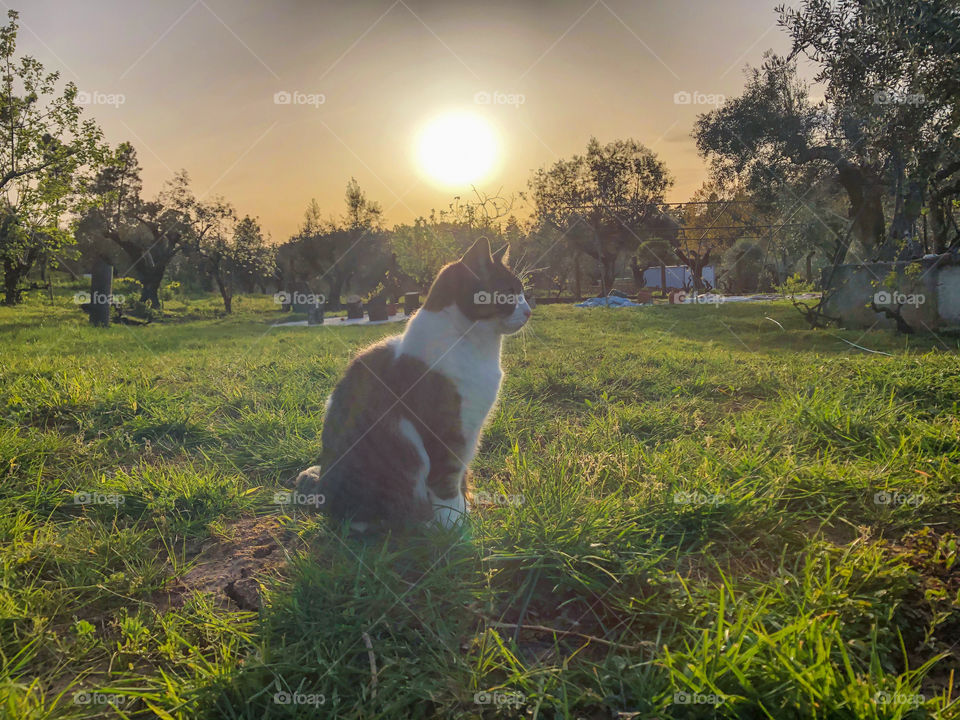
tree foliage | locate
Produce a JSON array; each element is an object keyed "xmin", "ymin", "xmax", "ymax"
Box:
[
  {"xmin": 0, "ymin": 10, "xmax": 104, "ymax": 304},
  {"xmin": 529, "ymin": 137, "xmax": 673, "ymax": 290}
]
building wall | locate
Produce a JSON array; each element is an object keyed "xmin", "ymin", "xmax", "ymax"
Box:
[
  {"xmin": 822, "ymin": 258, "xmax": 958, "ymax": 330},
  {"xmin": 642, "ymin": 265, "xmax": 715, "ymax": 289}
]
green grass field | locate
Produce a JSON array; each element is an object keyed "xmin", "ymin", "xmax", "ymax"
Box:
[{"xmin": 2, "ymin": 294, "xmax": 959, "ymax": 719}]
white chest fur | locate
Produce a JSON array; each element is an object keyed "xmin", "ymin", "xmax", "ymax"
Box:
[{"xmin": 398, "ymin": 307, "xmax": 503, "ymax": 454}]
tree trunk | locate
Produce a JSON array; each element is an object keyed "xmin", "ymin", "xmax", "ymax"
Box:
[
  {"xmin": 136, "ymin": 260, "xmax": 165, "ymax": 308},
  {"xmin": 671, "ymin": 246, "xmax": 710, "ymax": 292},
  {"xmin": 801, "ymin": 147, "xmax": 886, "ymax": 258},
  {"xmin": 111, "ymin": 231, "xmax": 176, "ymax": 309},
  {"xmin": 215, "ymin": 274, "xmax": 233, "ymax": 314},
  {"xmin": 90, "ymin": 258, "xmax": 113, "ymax": 327},
  {"xmin": 40, "ymin": 259, "xmax": 53, "ymax": 301},
  {"xmin": 630, "ymin": 256, "xmax": 643, "ymax": 292},
  {"xmin": 2, "ymin": 246, "xmax": 38, "ymax": 305},
  {"xmin": 328, "ymin": 274, "xmax": 346, "ymax": 310},
  {"xmin": 140, "ymin": 282, "xmax": 161, "ymax": 307},
  {"xmin": 573, "ymin": 252, "xmax": 582, "ymax": 300},
  {"xmin": 601, "ymin": 255, "xmax": 616, "ymax": 295},
  {"xmin": 2, "ymin": 258, "xmax": 21, "ymax": 305},
  {"xmin": 929, "ymin": 193, "xmax": 950, "ymax": 253}
]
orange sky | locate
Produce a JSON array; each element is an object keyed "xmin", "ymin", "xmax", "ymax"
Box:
[{"xmin": 17, "ymin": 0, "xmax": 797, "ymax": 241}]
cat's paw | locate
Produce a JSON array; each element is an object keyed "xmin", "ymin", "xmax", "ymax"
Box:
[
  {"xmin": 295, "ymin": 465, "xmax": 323, "ymax": 494},
  {"xmin": 433, "ymin": 495, "xmax": 469, "ymax": 531}
]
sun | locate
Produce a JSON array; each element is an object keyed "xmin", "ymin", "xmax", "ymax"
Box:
[{"xmin": 415, "ymin": 111, "xmax": 499, "ymax": 187}]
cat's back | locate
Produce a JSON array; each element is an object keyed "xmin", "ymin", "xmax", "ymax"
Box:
[
  {"xmin": 315, "ymin": 335, "xmax": 434, "ymax": 525},
  {"xmin": 322, "ymin": 336, "xmax": 400, "ymax": 444}
]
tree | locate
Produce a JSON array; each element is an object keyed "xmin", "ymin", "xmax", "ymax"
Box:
[
  {"xmin": 77, "ymin": 145, "xmax": 192, "ymax": 307},
  {"xmin": 529, "ymin": 137, "xmax": 673, "ymax": 291},
  {"xmin": 698, "ymin": 0, "xmax": 960, "ymax": 263},
  {"xmin": 778, "ymin": 0, "xmax": 960, "ymax": 253},
  {"xmin": 195, "ymin": 213, "xmax": 272, "ymax": 314},
  {"xmin": 663, "ymin": 181, "xmax": 769, "ymax": 291},
  {"xmin": 694, "ymin": 54, "xmax": 890, "ymax": 262},
  {"xmin": 344, "ymin": 176, "xmax": 382, "ymax": 230},
  {"xmin": 276, "ymin": 180, "xmax": 389, "ymax": 308},
  {"xmin": 390, "ymin": 217, "xmax": 458, "ymax": 292},
  {"xmin": 388, "ymin": 188, "xmax": 516, "ymax": 293},
  {"xmin": 0, "ymin": 10, "xmax": 104, "ymax": 304}
]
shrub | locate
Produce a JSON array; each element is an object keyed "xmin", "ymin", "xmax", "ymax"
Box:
[{"xmin": 776, "ymin": 273, "xmax": 816, "ymax": 295}]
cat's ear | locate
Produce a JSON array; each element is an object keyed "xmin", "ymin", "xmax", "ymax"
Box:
[
  {"xmin": 492, "ymin": 243, "xmax": 510, "ymax": 266},
  {"xmin": 461, "ymin": 237, "xmax": 492, "ymax": 271}
]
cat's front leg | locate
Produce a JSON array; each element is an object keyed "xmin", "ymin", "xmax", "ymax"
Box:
[
  {"xmin": 424, "ymin": 443, "xmax": 471, "ymax": 529},
  {"xmin": 431, "ymin": 487, "xmax": 468, "ymax": 529}
]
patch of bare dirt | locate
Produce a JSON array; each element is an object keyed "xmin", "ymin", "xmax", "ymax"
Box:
[{"xmin": 155, "ymin": 516, "xmax": 302, "ymax": 612}]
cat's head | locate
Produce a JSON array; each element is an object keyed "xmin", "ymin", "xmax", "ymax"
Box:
[{"xmin": 424, "ymin": 237, "xmax": 531, "ymax": 334}]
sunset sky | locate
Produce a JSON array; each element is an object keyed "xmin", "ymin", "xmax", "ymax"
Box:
[{"xmin": 17, "ymin": 0, "xmax": 798, "ymax": 241}]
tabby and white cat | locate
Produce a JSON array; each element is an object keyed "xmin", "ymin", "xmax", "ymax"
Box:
[{"xmin": 296, "ymin": 237, "xmax": 531, "ymax": 531}]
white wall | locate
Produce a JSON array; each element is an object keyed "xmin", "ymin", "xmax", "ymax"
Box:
[{"xmin": 642, "ymin": 266, "xmax": 715, "ymax": 289}]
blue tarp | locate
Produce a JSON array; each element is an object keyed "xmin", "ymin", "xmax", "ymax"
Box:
[{"xmin": 574, "ymin": 296, "xmax": 647, "ymax": 307}]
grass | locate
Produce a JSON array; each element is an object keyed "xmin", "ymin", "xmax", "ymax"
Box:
[{"xmin": 1, "ymin": 289, "xmax": 959, "ymax": 718}]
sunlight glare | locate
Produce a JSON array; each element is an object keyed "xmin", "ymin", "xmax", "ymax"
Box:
[{"xmin": 415, "ymin": 111, "xmax": 499, "ymax": 187}]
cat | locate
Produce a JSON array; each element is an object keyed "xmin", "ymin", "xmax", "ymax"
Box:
[{"xmin": 295, "ymin": 237, "xmax": 531, "ymax": 531}]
